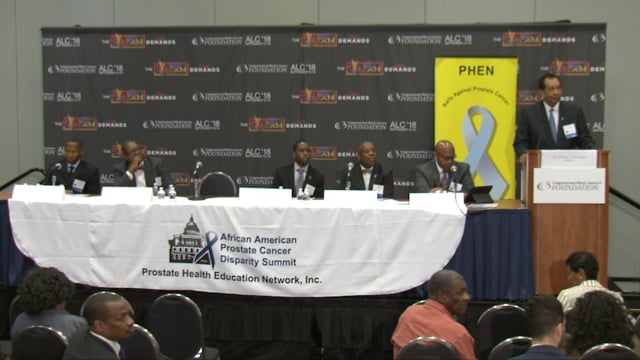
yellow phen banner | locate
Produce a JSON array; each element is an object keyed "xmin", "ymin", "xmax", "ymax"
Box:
[{"xmin": 435, "ymin": 57, "xmax": 517, "ymax": 199}]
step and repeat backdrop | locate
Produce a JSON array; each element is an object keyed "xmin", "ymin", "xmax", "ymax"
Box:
[{"xmin": 42, "ymin": 24, "xmax": 606, "ymax": 198}]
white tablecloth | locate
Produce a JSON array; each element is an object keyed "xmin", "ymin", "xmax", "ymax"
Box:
[{"xmin": 9, "ymin": 197, "xmax": 466, "ymax": 297}]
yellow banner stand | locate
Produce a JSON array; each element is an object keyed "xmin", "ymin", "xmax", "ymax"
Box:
[{"xmin": 435, "ymin": 57, "xmax": 517, "ymax": 199}]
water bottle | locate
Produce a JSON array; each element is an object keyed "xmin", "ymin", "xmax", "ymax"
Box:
[
  {"xmin": 296, "ymin": 188, "xmax": 304, "ymax": 200},
  {"xmin": 157, "ymin": 186, "xmax": 165, "ymax": 200},
  {"xmin": 168, "ymin": 185, "xmax": 177, "ymax": 201},
  {"xmin": 152, "ymin": 183, "xmax": 159, "ymax": 196}
]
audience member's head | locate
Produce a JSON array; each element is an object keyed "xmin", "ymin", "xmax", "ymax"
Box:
[
  {"xmin": 427, "ymin": 269, "xmax": 470, "ymax": 316},
  {"xmin": 524, "ymin": 295, "xmax": 565, "ymax": 346},
  {"xmin": 357, "ymin": 141, "xmax": 377, "ymax": 169},
  {"xmin": 565, "ymin": 291, "xmax": 634, "ymax": 356},
  {"xmin": 17, "ymin": 267, "xmax": 75, "ymax": 314},
  {"xmin": 565, "ymin": 251, "xmax": 599, "ymax": 285},
  {"xmin": 83, "ymin": 292, "xmax": 134, "ymax": 341}
]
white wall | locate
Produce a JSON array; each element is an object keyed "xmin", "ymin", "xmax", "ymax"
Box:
[{"xmin": 1, "ymin": 0, "xmax": 638, "ymax": 280}]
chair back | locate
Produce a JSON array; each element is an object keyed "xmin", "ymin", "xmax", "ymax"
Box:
[
  {"xmin": 145, "ymin": 293, "xmax": 205, "ymax": 360},
  {"xmin": 12, "ymin": 325, "xmax": 68, "ymax": 360},
  {"xmin": 397, "ymin": 336, "xmax": 461, "ymax": 360},
  {"xmin": 198, "ymin": 171, "xmax": 237, "ymax": 197},
  {"xmin": 475, "ymin": 303, "xmax": 528, "ymax": 360},
  {"xmin": 487, "ymin": 336, "xmax": 532, "ymax": 360},
  {"xmin": 9, "ymin": 295, "xmax": 24, "ymax": 329},
  {"xmin": 120, "ymin": 324, "xmax": 161, "ymax": 360},
  {"xmin": 579, "ymin": 342, "xmax": 640, "ymax": 360}
]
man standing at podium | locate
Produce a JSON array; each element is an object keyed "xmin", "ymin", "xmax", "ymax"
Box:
[{"xmin": 514, "ymin": 72, "xmax": 595, "ymax": 164}]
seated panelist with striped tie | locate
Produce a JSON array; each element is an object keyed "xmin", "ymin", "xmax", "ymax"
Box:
[
  {"xmin": 513, "ymin": 72, "xmax": 595, "ymax": 166},
  {"xmin": 337, "ymin": 140, "xmax": 394, "ymax": 199},
  {"xmin": 414, "ymin": 139, "xmax": 474, "ymax": 194},
  {"xmin": 273, "ymin": 139, "xmax": 325, "ymax": 198},
  {"xmin": 43, "ymin": 137, "xmax": 102, "ymax": 195}
]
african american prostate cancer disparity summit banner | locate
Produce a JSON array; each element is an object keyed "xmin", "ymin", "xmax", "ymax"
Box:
[{"xmin": 9, "ymin": 197, "xmax": 466, "ymax": 297}]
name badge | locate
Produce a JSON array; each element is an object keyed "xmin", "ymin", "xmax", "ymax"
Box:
[
  {"xmin": 373, "ymin": 184, "xmax": 384, "ymax": 198},
  {"xmin": 71, "ymin": 179, "xmax": 86, "ymax": 193},
  {"xmin": 448, "ymin": 182, "xmax": 463, "ymax": 192},
  {"xmin": 563, "ymin": 123, "xmax": 578, "ymax": 139},
  {"xmin": 304, "ymin": 184, "xmax": 316, "ymax": 196}
]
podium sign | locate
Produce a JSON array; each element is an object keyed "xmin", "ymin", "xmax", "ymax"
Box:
[{"xmin": 533, "ymin": 168, "xmax": 606, "ymax": 204}]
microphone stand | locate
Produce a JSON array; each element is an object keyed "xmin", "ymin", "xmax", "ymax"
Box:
[
  {"xmin": 449, "ymin": 168, "xmax": 467, "ymax": 216},
  {"xmin": 49, "ymin": 164, "xmax": 62, "ymax": 186},
  {"xmin": 345, "ymin": 167, "xmax": 352, "ymax": 190},
  {"xmin": 192, "ymin": 169, "xmax": 203, "ymax": 201}
]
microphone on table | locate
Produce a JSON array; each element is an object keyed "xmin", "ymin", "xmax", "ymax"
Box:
[
  {"xmin": 449, "ymin": 164, "xmax": 458, "ymax": 192},
  {"xmin": 345, "ymin": 162, "xmax": 354, "ymax": 190},
  {"xmin": 192, "ymin": 161, "xmax": 204, "ymax": 201},
  {"xmin": 192, "ymin": 161, "xmax": 203, "ymax": 177},
  {"xmin": 49, "ymin": 163, "xmax": 62, "ymax": 185}
]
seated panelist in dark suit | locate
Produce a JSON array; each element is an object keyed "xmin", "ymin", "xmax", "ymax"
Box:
[
  {"xmin": 514, "ymin": 72, "xmax": 596, "ymax": 164},
  {"xmin": 338, "ymin": 140, "xmax": 394, "ymax": 199},
  {"xmin": 43, "ymin": 138, "xmax": 101, "ymax": 195},
  {"xmin": 113, "ymin": 140, "xmax": 172, "ymax": 189},
  {"xmin": 63, "ymin": 292, "xmax": 134, "ymax": 360},
  {"xmin": 273, "ymin": 139, "xmax": 325, "ymax": 198},
  {"xmin": 414, "ymin": 140, "xmax": 475, "ymax": 194}
]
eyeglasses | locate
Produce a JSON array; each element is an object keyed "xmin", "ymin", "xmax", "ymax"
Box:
[{"xmin": 436, "ymin": 153, "xmax": 456, "ymax": 161}]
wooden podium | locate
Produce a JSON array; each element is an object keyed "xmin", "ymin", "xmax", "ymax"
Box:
[{"xmin": 521, "ymin": 150, "xmax": 609, "ymax": 294}]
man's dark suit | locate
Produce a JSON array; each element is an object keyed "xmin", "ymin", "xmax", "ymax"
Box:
[
  {"xmin": 511, "ymin": 344, "xmax": 571, "ymax": 360},
  {"xmin": 514, "ymin": 101, "xmax": 595, "ymax": 157},
  {"xmin": 113, "ymin": 157, "xmax": 172, "ymax": 188},
  {"xmin": 414, "ymin": 160, "xmax": 474, "ymax": 194},
  {"xmin": 43, "ymin": 159, "xmax": 101, "ymax": 195},
  {"xmin": 63, "ymin": 330, "xmax": 119, "ymax": 360},
  {"xmin": 273, "ymin": 164, "xmax": 325, "ymax": 198},
  {"xmin": 338, "ymin": 162, "xmax": 394, "ymax": 198}
]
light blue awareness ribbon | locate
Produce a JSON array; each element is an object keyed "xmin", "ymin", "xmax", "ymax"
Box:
[
  {"xmin": 194, "ymin": 231, "xmax": 218, "ymax": 269},
  {"xmin": 462, "ymin": 106, "xmax": 507, "ymax": 199}
]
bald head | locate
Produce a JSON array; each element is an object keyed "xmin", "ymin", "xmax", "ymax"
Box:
[
  {"xmin": 428, "ymin": 269, "xmax": 470, "ymax": 316},
  {"xmin": 428, "ymin": 269, "xmax": 463, "ymax": 296},
  {"xmin": 357, "ymin": 141, "xmax": 377, "ymax": 168},
  {"xmin": 434, "ymin": 140, "xmax": 456, "ymax": 172}
]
